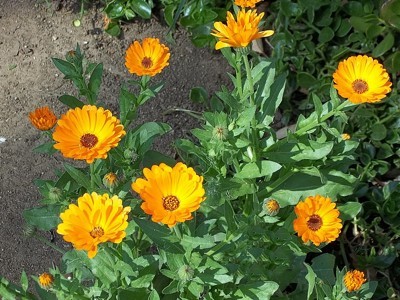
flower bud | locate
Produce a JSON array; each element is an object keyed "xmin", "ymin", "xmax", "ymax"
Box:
[
  {"xmin": 178, "ymin": 265, "xmax": 194, "ymax": 282},
  {"xmin": 38, "ymin": 272, "xmax": 54, "ymax": 289},
  {"xmin": 48, "ymin": 187, "xmax": 63, "ymax": 203},
  {"xmin": 103, "ymin": 172, "xmax": 119, "ymax": 190},
  {"xmin": 263, "ymin": 198, "xmax": 280, "ymax": 216}
]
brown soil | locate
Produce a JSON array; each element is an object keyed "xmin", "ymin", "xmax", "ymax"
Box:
[{"xmin": 0, "ymin": 0, "xmax": 230, "ymax": 285}]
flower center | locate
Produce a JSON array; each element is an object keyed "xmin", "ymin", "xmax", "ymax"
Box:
[
  {"xmin": 163, "ymin": 195, "xmax": 180, "ymax": 211},
  {"xmin": 352, "ymin": 79, "xmax": 368, "ymax": 94},
  {"xmin": 141, "ymin": 57, "xmax": 153, "ymax": 69},
  {"xmin": 80, "ymin": 133, "xmax": 98, "ymax": 148},
  {"xmin": 307, "ymin": 214, "xmax": 323, "ymax": 231},
  {"xmin": 90, "ymin": 226, "xmax": 104, "ymax": 238}
]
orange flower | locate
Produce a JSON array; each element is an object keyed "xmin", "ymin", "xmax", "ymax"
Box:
[
  {"xmin": 333, "ymin": 55, "xmax": 392, "ymax": 104},
  {"xmin": 29, "ymin": 106, "xmax": 57, "ymax": 131},
  {"xmin": 211, "ymin": 9, "xmax": 274, "ymax": 50},
  {"xmin": 125, "ymin": 37, "xmax": 170, "ymax": 77},
  {"xmin": 52, "ymin": 105, "xmax": 125, "ymax": 164},
  {"xmin": 234, "ymin": 0, "xmax": 262, "ymax": 8},
  {"xmin": 293, "ymin": 195, "xmax": 342, "ymax": 246},
  {"xmin": 132, "ymin": 162, "xmax": 206, "ymax": 228},
  {"xmin": 38, "ymin": 272, "xmax": 54, "ymax": 289},
  {"xmin": 57, "ymin": 192, "xmax": 131, "ymax": 258},
  {"xmin": 344, "ymin": 270, "xmax": 366, "ymax": 292}
]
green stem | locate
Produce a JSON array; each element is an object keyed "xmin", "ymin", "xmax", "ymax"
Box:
[
  {"xmin": 89, "ymin": 162, "xmax": 95, "ymax": 191},
  {"xmin": 235, "ymin": 52, "xmax": 243, "ymax": 99},
  {"xmin": 295, "ymin": 101, "xmax": 352, "ymax": 136},
  {"xmin": 339, "ymin": 225, "xmax": 350, "ymax": 268},
  {"xmin": 173, "ymin": 225, "xmax": 183, "ymax": 240},
  {"xmin": 259, "ymin": 170, "xmax": 294, "ymax": 198},
  {"xmin": 242, "ymin": 53, "xmax": 259, "ymax": 162},
  {"xmin": 33, "ymin": 233, "xmax": 66, "ymax": 255}
]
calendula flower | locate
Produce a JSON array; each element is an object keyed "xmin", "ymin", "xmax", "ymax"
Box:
[
  {"xmin": 52, "ymin": 105, "xmax": 125, "ymax": 164},
  {"xmin": 293, "ymin": 195, "xmax": 342, "ymax": 246},
  {"xmin": 333, "ymin": 55, "xmax": 392, "ymax": 104},
  {"xmin": 211, "ymin": 9, "xmax": 274, "ymax": 50},
  {"xmin": 29, "ymin": 106, "xmax": 57, "ymax": 131},
  {"xmin": 344, "ymin": 270, "xmax": 366, "ymax": 292},
  {"xmin": 38, "ymin": 272, "xmax": 54, "ymax": 289},
  {"xmin": 234, "ymin": 0, "xmax": 262, "ymax": 8},
  {"xmin": 125, "ymin": 37, "xmax": 170, "ymax": 77},
  {"xmin": 132, "ymin": 162, "xmax": 206, "ymax": 228},
  {"xmin": 341, "ymin": 133, "xmax": 351, "ymax": 140},
  {"xmin": 103, "ymin": 172, "xmax": 119, "ymax": 190},
  {"xmin": 57, "ymin": 192, "xmax": 131, "ymax": 259},
  {"xmin": 263, "ymin": 198, "xmax": 280, "ymax": 216}
]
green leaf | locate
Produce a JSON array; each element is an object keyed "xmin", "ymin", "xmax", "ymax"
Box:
[
  {"xmin": 130, "ymin": 0, "xmax": 152, "ymax": 19},
  {"xmin": 105, "ymin": 22, "xmax": 121, "ymax": 37},
  {"xmin": 318, "ymin": 27, "xmax": 335, "ymax": 43},
  {"xmin": 297, "ymin": 72, "xmax": 317, "ymax": 89},
  {"xmin": 142, "ymin": 150, "xmax": 176, "ymax": 169},
  {"xmin": 190, "ymin": 87, "xmax": 208, "ymax": 104},
  {"xmin": 338, "ymin": 202, "xmax": 362, "ymax": 221},
  {"xmin": 259, "ymin": 73, "xmax": 286, "ymax": 127},
  {"xmin": 235, "ymin": 161, "xmax": 282, "ymax": 179},
  {"xmin": 133, "ymin": 218, "xmax": 184, "ymax": 253},
  {"xmin": 59, "ymin": 94, "xmax": 84, "ymax": 109},
  {"xmin": 90, "ymin": 249, "xmax": 118, "ymax": 287},
  {"xmin": 372, "ymin": 33, "xmax": 394, "ymax": 57},
  {"xmin": 234, "ymin": 281, "xmax": 279, "ymax": 300},
  {"xmin": 20, "ymin": 271, "xmax": 28, "ymax": 292},
  {"xmin": 23, "ymin": 205, "xmax": 62, "ymax": 231},
  {"xmin": 304, "ymin": 263, "xmax": 316, "ymax": 300},
  {"xmin": 52, "ymin": 58, "xmax": 78, "ymax": 77},
  {"xmin": 371, "ymin": 123, "xmax": 387, "ymax": 141},
  {"xmin": 88, "ymin": 63, "xmax": 103, "ymax": 102},
  {"xmin": 64, "ymin": 163, "xmax": 91, "ymax": 190},
  {"xmin": 311, "ymin": 253, "xmax": 335, "ymax": 285},
  {"xmin": 236, "ymin": 106, "xmax": 256, "ymax": 127},
  {"xmin": 33, "ymin": 141, "xmax": 57, "ymax": 155},
  {"xmin": 181, "ymin": 235, "xmax": 216, "ymax": 250}
]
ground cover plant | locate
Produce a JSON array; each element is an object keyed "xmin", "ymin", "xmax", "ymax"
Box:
[{"xmin": 0, "ymin": 0, "xmax": 399, "ymax": 299}]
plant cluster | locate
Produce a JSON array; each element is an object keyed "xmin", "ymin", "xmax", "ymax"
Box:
[{"xmin": 1, "ymin": 0, "xmax": 399, "ymax": 299}]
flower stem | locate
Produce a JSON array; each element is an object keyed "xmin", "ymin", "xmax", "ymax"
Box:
[{"xmin": 235, "ymin": 52, "xmax": 243, "ymax": 99}]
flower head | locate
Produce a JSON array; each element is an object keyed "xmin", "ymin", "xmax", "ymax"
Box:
[
  {"xmin": 132, "ymin": 162, "xmax": 206, "ymax": 228},
  {"xmin": 103, "ymin": 172, "xmax": 119, "ymax": 190},
  {"xmin": 333, "ymin": 55, "xmax": 392, "ymax": 104},
  {"xmin": 52, "ymin": 105, "xmax": 125, "ymax": 164},
  {"xmin": 263, "ymin": 198, "xmax": 280, "ymax": 216},
  {"xmin": 293, "ymin": 195, "xmax": 342, "ymax": 246},
  {"xmin": 125, "ymin": 37, "xmax": 170, "ymax": 77},
  {"xmin": 211, "ymin": 9, "xmax": 274, "ymax": 50},
  {"xmin": 234, "ymin": 0, "xmax": 262, "ymax": 8},
  {"xmin": 341, "ymin": 133, "xmax": 351, "ymax": 140},
  {"xmin": 29, "ymin": 106, "xmax": 57, "ymax": 131},
  {"xmin": 38, "ymin": 272, "xmax": 54, "ymax": 289},
  {"xmin": 57, "ymin": 192, "xmax": 131, "ymax": 258},
  {"xmin": 344, "ymin": 270, "xmax": 366, "ymax": 292}
]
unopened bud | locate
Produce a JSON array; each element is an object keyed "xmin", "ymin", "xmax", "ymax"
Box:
[
  {"xmin": 103, "ymin": 172, "xmax": 119, "ymax": 190},
  {"xmin": 263, "ymin": 198, "xmax": 280, "ymax": 216},
  {"xmin": 48, "ymin": 187, "xmax": 63, "ymax": 203},
  {"xmin": 178, "ymin": 265, "xmax": 194, "ymax": 282}
]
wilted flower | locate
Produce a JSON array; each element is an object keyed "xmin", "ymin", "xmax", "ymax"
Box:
[
  {"xmin": 211, "ymin": 9, "xmax": 274, "ymax": 50},
  {"xmin": 132, "ymin": 162, "xmax": 206, "ymax": 228},
  {"xmin": 263, "ymin": 198, "xmax": 280, "ymax": 216},
  {"xmin": 52, "ymin": 105, "xmax": 126, "ymax": 164},
  {"xmin": 344, "ymin": 270, "xmax": 366, "ymax": 292},
  {"xmin": 212, "ymin": 125, "xmax": 228, "ymax": 140},
  {"xmin": 57, "ymin": 192, "xmax": 131, "ymax": 258},
  {"xmin": 103, "ymin": 172, "xmax": 119, "ymax": 190},
  {"xmin": 125, "ymin": 37, "xmax": 170, "ymax": 77},
  {"xmin": 293, "ymin": 195, "xmax": 342, "ymax": 246},
  {"xmin": 38, "ymin": 272, "xmax": 54, "ymax": 289},
  {"xmin": 29, "ymin": 106, "xmax": 57, "ymax": 131},
  {"xmin": 333, "ymin": 55, "xmax": 392, "ymax": 104},
  {"xmin": 234, "ymin": 0, "xmax": 262, "ymax": 8}
]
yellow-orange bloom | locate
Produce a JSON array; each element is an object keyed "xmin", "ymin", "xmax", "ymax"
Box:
[
  {"xmin": 57, "ymin": 192, "xmax": 131, "ymax": 259},
  {"xmin": 344, "ymin": 270, "xmax": 366, "ymax": 292},
  {"xmin": 38, "ymin": 272, "xmax": 54, "ymax": 289},
  {"xmin": 132, "ymin": 162, "xmax": 206, "ymax": 228},
  {"xmin": 211, "ymin": 9, "xmax": 274, "ymax": 50},
  {"xmin": 293, "ymin": 195, "xmax": 342, "ymax": 246},
  {"xmin": 333, "ymin": 55, "xmax": 392, "ymax": 104},
  {"xmin": 234, "ymin": 0, "xmax": 262, "ymax": 8},
  {"xmin": 29, "ymin": 106, "xmax": 57, "ymax": 131},
  {"xmin": 341, "ymin": 133, "xmax": 351, "ymax": 140},
  {"xmin": 125, "ymin": 37, "xmax": 170, "ymax": 77},
  {"xmin": 263, "ymin": 198, "xmax": 280, "ymax": 216},
  {"xmin": 52, "ymin": 105, "xmax": 125, "ymax": 164}
]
